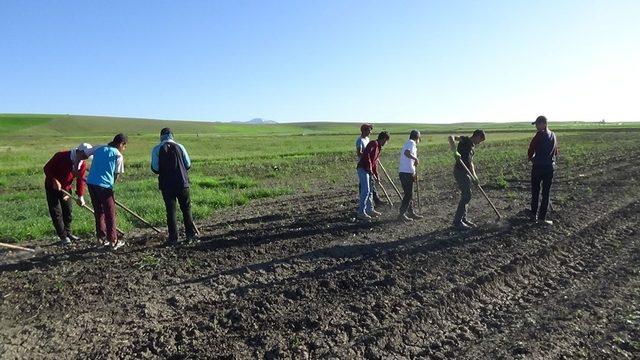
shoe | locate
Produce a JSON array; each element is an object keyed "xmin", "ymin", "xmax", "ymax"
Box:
[
  {"xmin": 409, "ymin": 213, "xmax": 424, "ymax": 220},
  {"xmin": 356, "ymin": 213, "xmax": 372, "ymax": 220},
  {"xmin": 453, "ymin": 221, "xmax": 472, "ymax": 230},
  {"xmin": 59, "ymin": 237, "xmax": 71, "ymax": 246},
  {"xmin": 370, "ymin": 209, "xmax": 383, "ymax": 217},
  {"xmin": 101, "ymin": 239, "xmax": 111, "ymax": 247},
  {"xmin": 111, "ymin": 241, "xmax": 126, "ymax": 250},
  {"xmin": 68, "ymin": 234, "xmax": 81, "ymax": 241},
  {"xmin": 398, "ymin": 213, "xmax": 414, "ymax": 222},
  {"xmin": 462, "ymin": 218, "xmax": 476, "ymax": 227},
  {"xmin": 539, "ymin": 219, "xmax": 553, "ymax": 226},
  {"xmin": 166, "ymin": 240, "xmax": 180, "ymax": 247},
  {"xmin": 67, "ymin": 234, "xmax": 80, "ymax": 241},
  {"xmin": 186, "ymin": 234, "xmax": 200, "ymax": 244}
]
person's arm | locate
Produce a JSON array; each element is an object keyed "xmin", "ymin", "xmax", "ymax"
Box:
[
  {"xmin": 528, "ymin": 132, "xmax": 540, "ymax": 162},
  {"xmin": 75, "ymin": 163, "xmax": 87, "ymax": 205},
  {"xmin": 355, "ymin": 139, "xmax": 364, "ymax": 158},
  {"xmin": 368, "ymin": 145, "xmax": 379, "ymax": 180},
  {"xmin": 151, "ymin": 145, "xmax": 160, "ymax": 174},
  {"xmin": 178, "ymin": 144, "xmax": 191, "ymax": 170},
  {"xmin": 114, "ymin": 154, "xmax": 124, "ymax": 182}
]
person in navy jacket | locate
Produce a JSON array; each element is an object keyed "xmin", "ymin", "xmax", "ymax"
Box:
[
  {"xmin": 528, "ymin": 115, "xmax": 558, "ymax": 225},
  {"xmin": 151, "ymin": 128, "xmax": 198, "ymax": 246}
]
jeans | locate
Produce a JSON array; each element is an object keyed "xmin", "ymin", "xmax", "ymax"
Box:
[
  {"xmin": 453, "ymin": 168, "xmax": 472, "ymax": 223},
  {"xmin": 45, "ymin": 187, "xmax": 73, "ymax": 239},
  {"xmin": 162, "ymin": 187, "xmax": 197, "ymax": 241},
  {"xmin": 531, "ymin": 164, "xmax": 554, "ymax": 220},
  {"xmin": 398, "ymin": 172, "xmax": 414, "ymax": 215},
  {"xmin": 357, "ymin": 167, "xmax": 374, "ymax": 215}
]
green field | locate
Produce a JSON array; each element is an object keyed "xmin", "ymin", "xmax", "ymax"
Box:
[{"xmin": 1, "ymin": 113, "xmax": 638, "ymax": 242}]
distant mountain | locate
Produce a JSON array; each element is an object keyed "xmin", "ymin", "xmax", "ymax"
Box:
[{"xmin": 232, "ymin": 118, "xmax": 278, "ymax": 124}]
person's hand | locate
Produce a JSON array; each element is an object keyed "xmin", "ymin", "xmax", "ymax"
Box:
[
  {"xmin": 76, "ymin": 196, "xmax": 85, "ymax": 207},
  {"xmin": 472, "ymin": 175, "xmax": 479, "ymax": 185},
  {"xmin": 62, "ymin": 194, "xmax": 70, "ymax": 201},
  {"xmin": 414, "ymin": 158, "xmax": 419, "ymax": 166},
  {"xmin": 52, "ymin": 179, "xmax": 62, "ymax": 190},
  {"xmin": 413, "ymin": 173, "xmax": 418, "ymax": 181},
  {"xmin": 454, "ymin": 151, "xmax": 461, "ymax": 160},
  {"xmin": 375, "ymin": 176, "xmax": 381, "ymax": 184}
]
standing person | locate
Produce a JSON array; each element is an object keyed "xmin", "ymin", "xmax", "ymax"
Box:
[
  {"xmin": 528, "ymin": 115, "xmax": 558, "ymax": 225},
  {"xmin": 448, "ymin": 129, "xmax": 486, "ymax": 230},
  {"xmin": 43, "ymin": 143, "xmax": 93, "ymax": 245},
  {"xmin": 86, "ymin": 134, "xmax": 127, "ymax": 250},
  {"xmin": 398, "ymin": 130, "xmax": 423, "ymax": 221},
  {"xmin": 151, "ymin": 128, "xmax": 198, "ymax": 246},
  {"xmin": 356, "ymin": 131, "xmax": 390, "ymax": 220},
  {"xmin": 355, "ymin": 123, "xmax": 385, "ymax": 207}
]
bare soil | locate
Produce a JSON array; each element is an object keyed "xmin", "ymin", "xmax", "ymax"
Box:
[{"xmin": 1, "ymin": 153, "xmax": 639, "ymax": 359}]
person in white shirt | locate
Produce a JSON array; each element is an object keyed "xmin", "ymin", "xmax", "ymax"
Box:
[
  {"xmin": 355, "ymin": 123, "xmax": 384, "ymax": 206},
  {"xmin": 398, "ymin": 130, "xmax": 423, "ymax": 221}
]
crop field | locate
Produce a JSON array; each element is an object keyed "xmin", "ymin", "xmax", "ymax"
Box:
[{"xmin": 1, "ymin": 114, "xmax": 639, "ymax": 358}]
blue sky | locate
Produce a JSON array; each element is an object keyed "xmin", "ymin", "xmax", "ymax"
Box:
[{"xmin": 1, "ymin": 0, "xmax": 638, "ymax": 123}]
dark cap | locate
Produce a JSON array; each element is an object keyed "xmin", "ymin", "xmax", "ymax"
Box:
[
  {"xmin": 472, "ymin": 129, "xmax": 485, "ymax": 139},
  {"xmin": 532, "ymin": 115, "xmax": 547, "ymax": 125},
  {"xmin": 108, "ymin": 133, "xmax": 128, "ymax": 147},
  {"xmin": 160, "ymin": 127, "xmax": 172, "ymax": 136},
  {"xmin": 360, "ymin": 123, "xmax": 373, "ymax": 132}
]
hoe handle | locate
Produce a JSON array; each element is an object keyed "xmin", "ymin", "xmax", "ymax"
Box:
[
  {"xmin": 457, "ymin": 157, "xmax": 502, "ymax": 219},
  {"xmin": 377, "ymin": 181, "xmax": 393, "ymax": 207},
  {"xmin": 60, "ymin": 190, "xmax": 125, "ymax": 236},
  {"xmin": 0, "ymin": 242, "xmax": 35, "ymax": 252},
  {"xmin": 378, "ymin": 161, "xmax": 403, "ymax": 200},
  {"xmin": 114, "ymin": 200, "xmax": 163, "ymax": 234}
]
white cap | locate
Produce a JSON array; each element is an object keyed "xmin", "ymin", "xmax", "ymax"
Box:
[{"xmin": 77, "ymin": 143, "xmax": 93, "ymax": 159}]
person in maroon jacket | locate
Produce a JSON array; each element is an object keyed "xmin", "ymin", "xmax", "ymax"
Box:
[
  {"xmin": 43, "ymin": 143, "xmax": 93, "ymax": 245},
  {"xmin": 356, "ymin": 131, "xmax": 390, "ymax": 220}
]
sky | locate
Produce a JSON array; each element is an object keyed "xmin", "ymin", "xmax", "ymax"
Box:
[{"xmin": 1, "ymin": 0, "xmax": 638, "ymax": 123}]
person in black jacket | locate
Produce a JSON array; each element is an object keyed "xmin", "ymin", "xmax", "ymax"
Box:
[{"xmin": 151, "ymin": 128, "xmax": 198, "ymax": 246}]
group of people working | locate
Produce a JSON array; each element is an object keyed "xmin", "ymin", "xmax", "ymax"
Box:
[
  {"xmin": 354, "ymin": 115, "xmax": 558, "ymax": 229},
  {"xmin": 43, "ymin": 128, "xmax": 196, "ymax": 250},
  {"xmin": 42, "ymin": 117, "xmax": 557, "ymax": 250}
]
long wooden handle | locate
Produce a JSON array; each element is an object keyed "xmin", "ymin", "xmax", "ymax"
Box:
[
  {"xmin": 60, "ymin": 190, "xmax": 125, "ymax": 236},
  {"xmin": 378, "ymin": 161, "xmax": 403, "ymax": 200},
  {"xmin": 457, "ymin": 159, "xmax": 502, "ymax": 219},
  {"xmin": 0, "ymin": 242, "xmax": 35, "ymax": 252},
  {"xmin": 377, "ymin": 181, "xmax": 393, "ymax": 207},
  {"xmin": 114, "ymin": 199, "xmax": 163, "ymax": 233}
]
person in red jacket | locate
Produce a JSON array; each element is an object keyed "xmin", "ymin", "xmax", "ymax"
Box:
[
  {"xmin": 43, "ymin": 143, "xmax": 93, "ymax": 245},
  {"xmin": 356, "ymin": 131, "xmax": 390, "ymax": 220}
]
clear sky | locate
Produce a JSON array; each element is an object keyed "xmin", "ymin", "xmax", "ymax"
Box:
[{"xmin": 1, "ymin": 0, "xmax": 638, "ymax": 123}]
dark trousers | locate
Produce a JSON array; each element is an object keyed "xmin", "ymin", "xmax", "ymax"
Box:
[
  {"xmin": 88, "ymin": 184, "xmax": 118, "ymax": 243},
  {"xmin": 398, "ymin": 172, "xmax": 415, "ymax": 215},
  {"xmin": 162, "ymin": 187, "xmax": 196, "ymax": 241},
  {"xmin": 453, "ymin": 168, "xmax": 472, "ymax": 223},
  {"xmin": 531, "ymin": 164, "xmax": 554, "ymax": 220},
  {"xmin": 45, "ymin": 187, "xmax": 73, "ymax": 239}
]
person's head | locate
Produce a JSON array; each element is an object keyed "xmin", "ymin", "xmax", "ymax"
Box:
[
  {"xmin": 160, "ymin": 127, "xmax": 174, "ymax": 141},
  {"xmin": 471, "ymin": 129, "xmax": 486, "ymax": 145},
  {"xmin": 377, "ymin": 131, "xmax": 390, "ymax": 146},
  {"xmin": 75, "ymin": 143, "xmax": 92, "ymax": 160},
  {"xmin": 360, "ymin": 123, "xmax": 373, "ymax": 137},
  {"xmin": 409, "ymin": 129, "xmax": 421, "ymax": 143},
  {"xmin": 532, "ymin": 115, "xmax": 548, "ymax": 131},
  {"xmin": 108, "ymin": 133, "xmax": 128, "ymax": 152}
]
